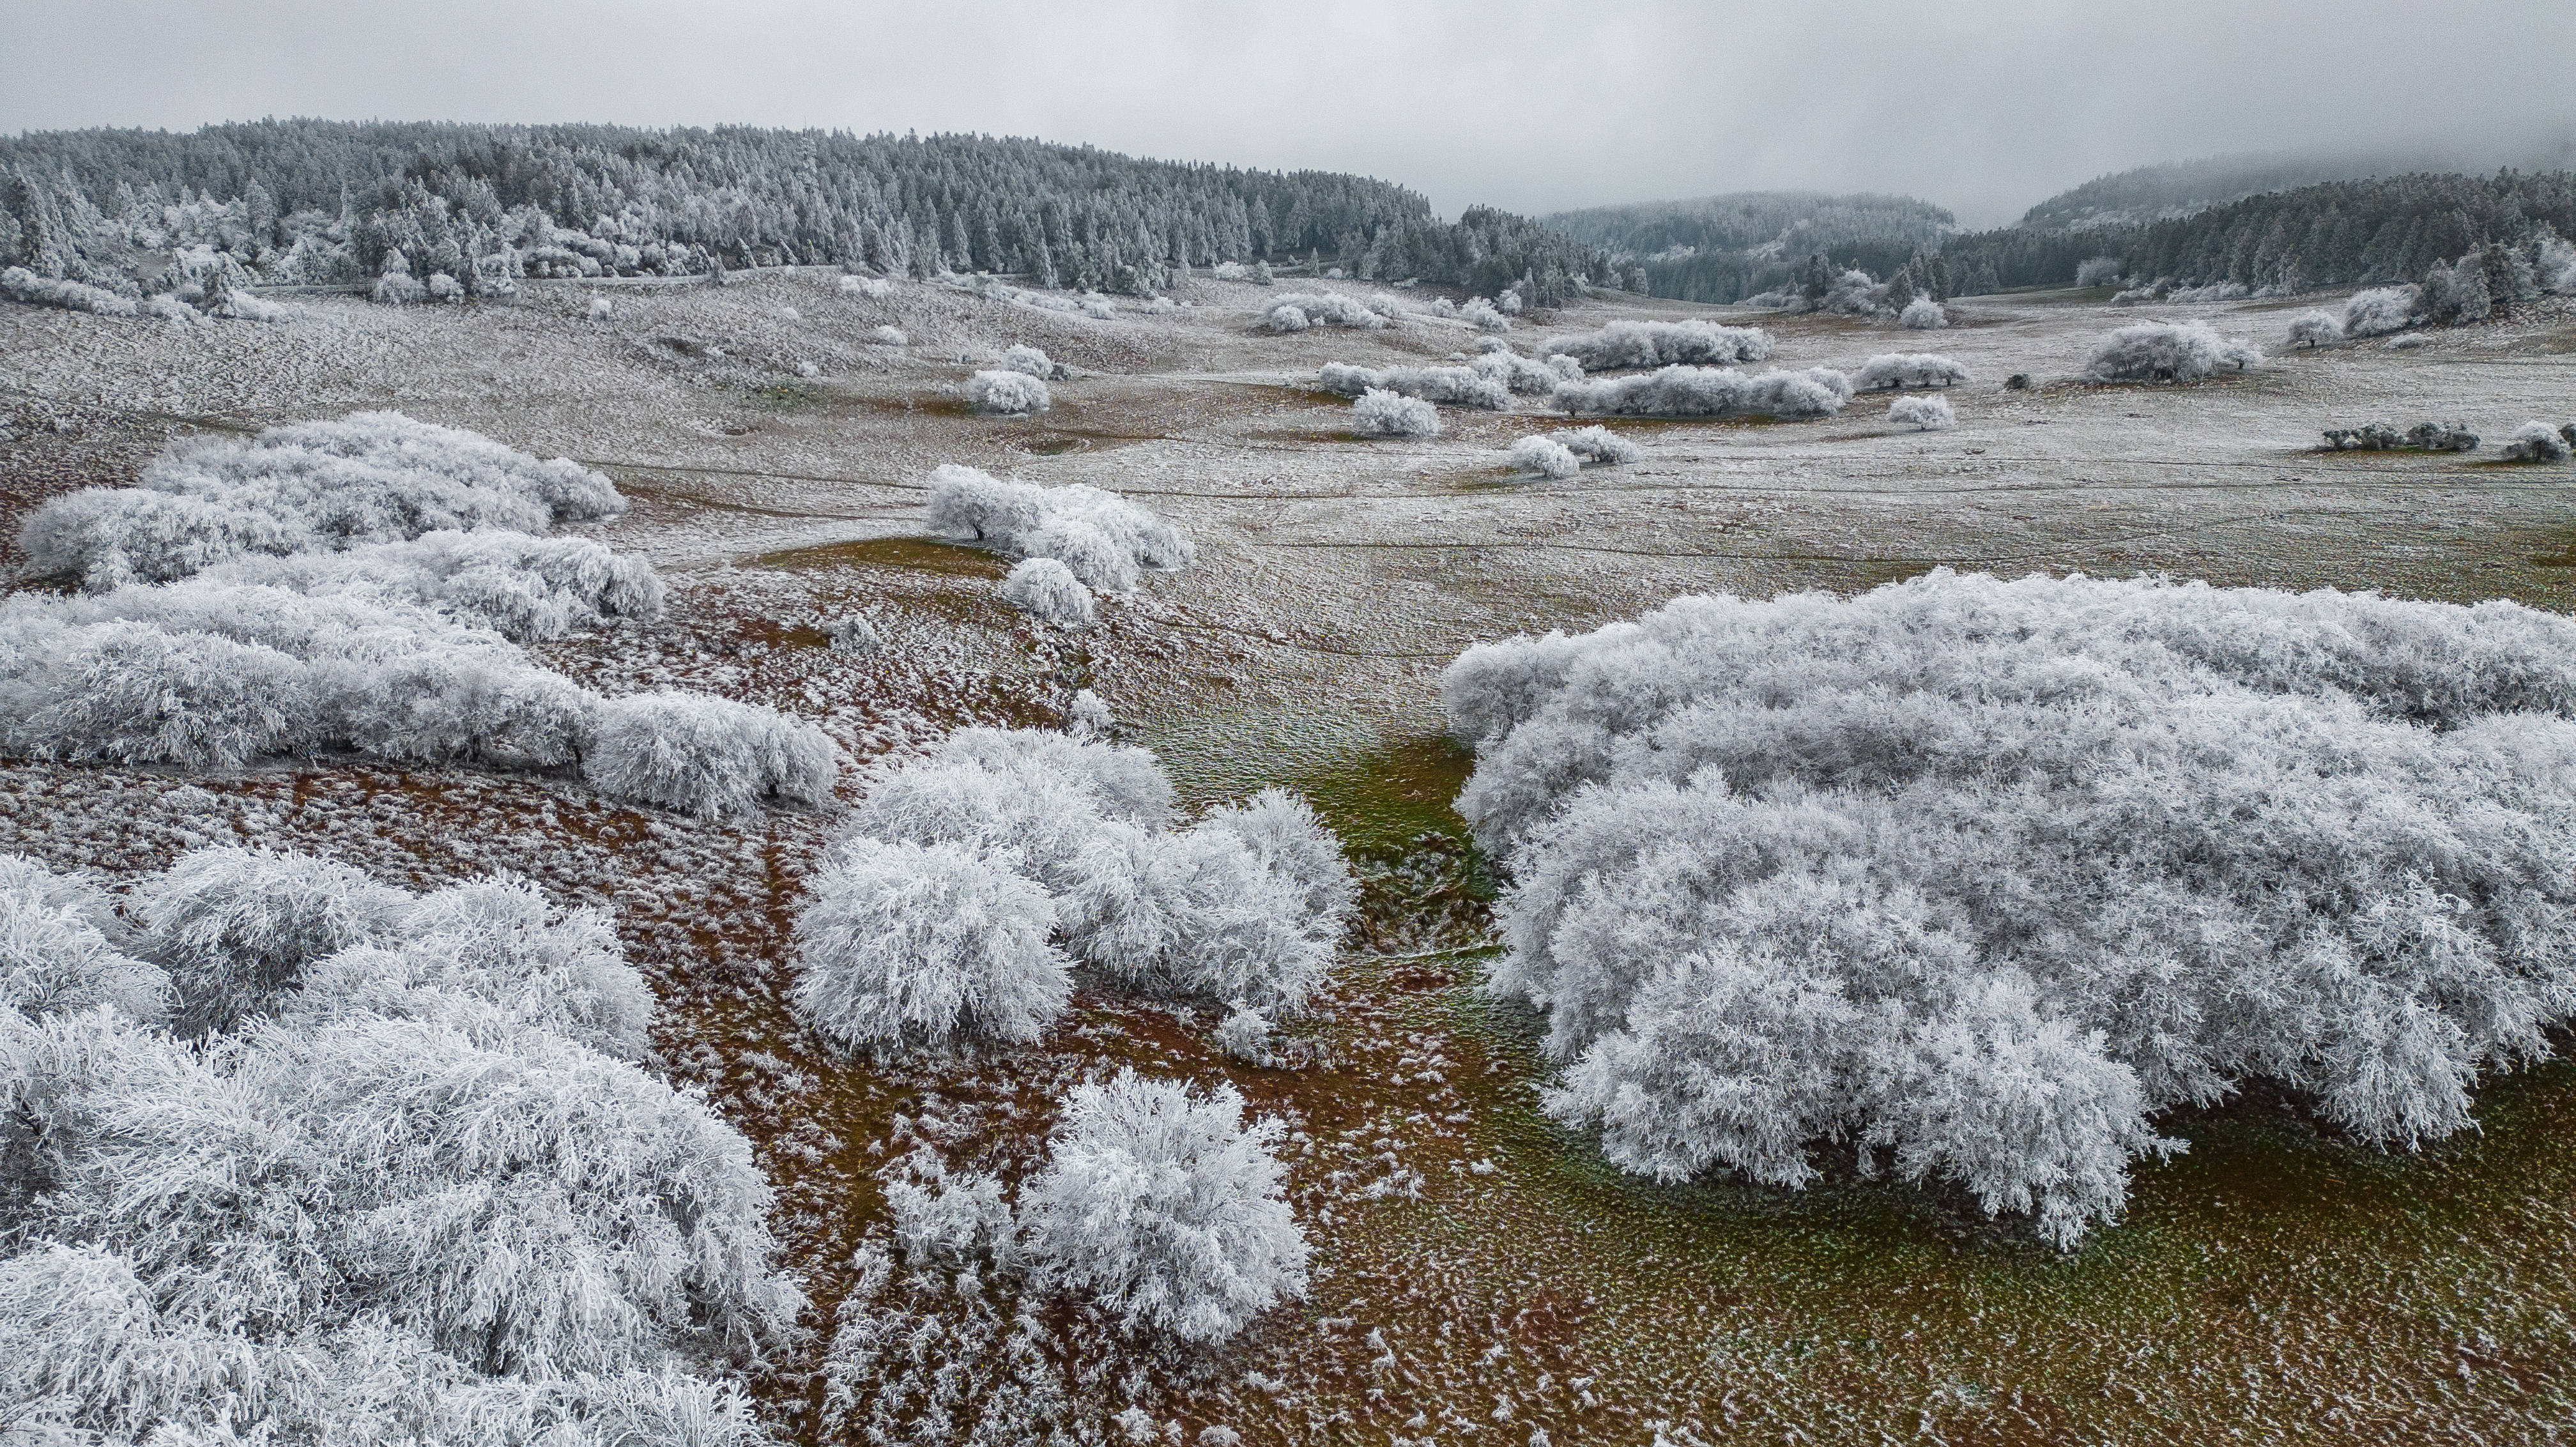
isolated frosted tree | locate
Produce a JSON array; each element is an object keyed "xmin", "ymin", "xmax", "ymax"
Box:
[
  {"xmin": 2080, "ymin": 321, "xmax": 2260, "ymax": 382},
  {"xmin": 1887, "ymin": 395, "xmax": 1955, "ymax": 430},
  {"xmin": 1897, "ymin": 296, "xmax": 1946, "ymax": 330},
  {"xmin": 2074, "ymin": 256, "xmax": 2126, "ymax": 287},
  {"xmin": 2284, "ymin": 310, "xmax": 2342, "ymax": 348},
  {"xmin": 2502, "ymin": 421, "xmax": 2572, "ymax": 462},
  {"xmin": 1353, "ymin": 388, "xmax": 1440, "ymax": 438},
  {"xmin": 2340, "ymin": 286, "xmax": 2418, "ymax": 338},
  {"xmin": 792, "ymin": 837, "xmax": 1073, "ymax": 1053},
  {"xmin": 1016, "ymin": 1071, "xmax": 1308, "ymax": 1343}
]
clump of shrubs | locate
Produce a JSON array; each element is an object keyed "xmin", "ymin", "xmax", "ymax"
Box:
[
  {"xmin": 2081, "ymin": 321, "xmax": 2260, "ymax": 383},
  {"xmin": 1354, "ymin": 388, "xmax": 1441, "ymax": 438},
  {"xmin": 966, "ymin": 369, "xmax": 1052, "ymax": 415},
  {"xmin": 999, "ymin": 556, "xmax": 1096, "ymax": 627},
  {"xmin": 1468, "ymin": 346, "xmax": 1581, "ymax": 394},
  {"xmin": 1508, "ymin": 436, "xmax": 1580, "ymax": 479},
  {"xmin": 2501, "ymin": 422, "xmax": 2574, "ymax": 462},
  {"xmin": 1507, "ymin": 425, "xmax": 1644, "ymax": 477},
  {"xmin": 1261, "ymin": 293, "xmax": 1386, "ymax": 333},
  {"xmin": 1, "ymin": 266, "xmax": 139, "ymax": 315},
  {"xmin": 2342, "ymin": 286, "xmax": 2419, "ymax": 338},
  {"xmin": 2285, "ymin": 310, "xmax": 2342, "ymax": 348},
  {"xmin": 1552, "ymin": 365, "xmax": 1851, "ymax": 420},
  {"xmin": 1854, "ymin": 353, "xmax": 1968, "ymax": 390},
  {"xmin": 926, "ymin": 465, "xmax": 1194, "ymax": 593},
  {"xmin": 1897, "ymin": 296, "xmax": 1947, "ymax": 330},
  {"xmin": 1540, "ymin": 320, "xmax": 1770, "ymax": 371},
  {"xmin": 2319, "ymin": 422, "xmax": 2479, "ymax": 452},
  {"xmin": 1446, "ymin": 571, "xmax": 2576, "ymax": 1245},
  {"xmin": 1887, "ymin": 394, "xmax": 1956, "ymax": 430},
  {"xmin": 584, "ymin": 691, "xmax": 839, "ymax": 820},
  {"xmin": 1318, "ymin": 363, "xmax": 1508, "ymax": 410}
]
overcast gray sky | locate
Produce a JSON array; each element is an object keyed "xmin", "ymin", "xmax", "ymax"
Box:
[{"xmin": 4, "ymin": 0, "xmax": 2570, "ymax": 226}]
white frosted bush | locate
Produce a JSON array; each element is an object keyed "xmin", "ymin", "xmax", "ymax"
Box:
[
  {"xmin": 882, "ymin": 1147, "xmax": 1015, "ymax": 1267},
  {"xmin": 793, "ymin": 838, "xmax": 1072, "ymax": 1053},
  {"xmin": 2081, "ymin": 321, "xmax": 2261, "ymax": 382},
  {"xmin": 1059, "ymin": 823, "xmax": 1335, "ymax": 1016},
  {"xmin": 2342, "ymin": 286, "xmax": 2419, "ymax": 338},
  {"xmin": 137, "ymin": 845, "xmax": 408, "ymax": 1035},
  {"xmin": 371, "ymin": 268, "xmax": 425, "ymax": 305},
  {"xmin": 1, "ymin": 266, "xmax": 138, "ymax": 316},
  {"xmin": 1353, "ymin": 388, "xmax": 1440, "ymax": 438},
  {"xmin": 2285, "ymin": 310, "xmax": 2343, "ymax": 348},
  {"xmin": 2075, "ymin": 257, "xmax": 2126, "ymax": 287},
  {"xmin": 425, "ymin": 272, "xmax": 464, "ymax": 302},
  {"xmin": 586, "ymin": 296, "xmax": 613, "ymax": 321},
  {"xmin": 1887, "ymin": 395, "xmax": 1956, "ymax": 430},
  {"xmin": 1317, "ymin": 362, "xmax": 1508, "ymax": 410},
  {"xmin": 1459, "ymin": 296, "xmax": 1510, "ymax": 332},
  {"xmin": 868, "ymin": 324, "xmax": 907, "ymax": 346},
  {"xmin": 1016, "ymin": 1071, "xmax": 1308, "ymax": 1343},
  {"xmin": 967, "ymin": 369, "xmax": 1052, "ymax": 415},
  {"xmin": 202, "ymin": 529, "xmax": 665, "ymax": 640},
  {"xmin": 1497, "ymin": 287, "xmax": 1524, "ymax": 316},
  {"xmin": 1193, "ymin": 788, "xmax": 1355, "ymax": 935},
  {"xmin": 928, "ymin": 465, "xmax": 1193, "ymax": 578},
  {"xmin": 1263, "ymin": 303, "xmax": 1309, "ymax": 332},
  {"xmin": 1897, "ymin": 296, "xmax": 1947, "ymax": 330},
  {"xmin": 1854, "ymin": 353, "xmax": 1969, "ymax": 390},
  {"xmin": 1553, "ymin": 365, "xmax": 1850, "ymax": 420},
  {"xmin": 1261, "ymin": 293, "xmax": 1384, "ymax": 332},
  {"xmin": 829, "ymin": 612, "xmax": 881, "ymax": 653},
  {"xmin": 2502, "ymin": 421, "xmax": 2572, "ymax": 462},
  {"xmin": 1468, "ymin": 348, "xmax": 1575, "ymax": 394},
  {"xmin": 1541, "ymin": 320, "xmax": 1770, "ymax": 370},
  {"xmin": 1000, "ymin": 556, "xmax": 1095, "ymax": 627},
  {"xmin": 1509, "ymin": 435, "xmax": 1581, "ymax": 479},
  {"xmin": 1001, "ymin": 344, "xmax": 1057, "ymax": 379},
  {"xmin": 1549, "ymin": 425, "xmax": 1641, "ymax": 464},
  {"xmin": 0, "ymin": 855, "xmax": 167, "ymax": 1023},
  {"xmin": 583, "ymin": 691, "xmax": 838, "ymax": 819},
  {"xmin": 1446, "ymin": 571, "xmax": 2576, "ymax": 1243}
]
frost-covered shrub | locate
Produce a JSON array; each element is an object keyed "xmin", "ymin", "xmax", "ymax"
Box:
[
  {"xmin": 1261, "ymin": 293, "xmax": 1385, "ymax": 332},
  {"xmin": 1002, "ymin": 344, "xmax": 1060, "ymax": 379},
  {"xmin": 1446, "ymin": 571, "xmax": 2576, "ymax": 1243},
  {"xmin": 1897, "ymin": 296, "xmax": 1947, "ymax": 330},
  {"xmin": 1497, "ymin": 287, "xmax": 1524, "ymax": 316},
  {"xmin": 2421, "ymin": 256, "xmax": 2492, "ymax": 325},
  {"xmin": 1854, "ymin": 353, "xmax": 1968, "ymax": 390},
  {"xmin": 869, "ymin": 324, "xmax": 908, "ymax": 346},
  {"xmin": 425, "ymin": 272, "xmax": 464, "ymax": 302},
  {"xmin": 2074, "ymin": 257, "xmax": 2126, "ymax": 287},
  {"xmin": 0, "ymin": 855, "xmax": 166, "ymax": 1022},
  {"xmin": 882, "ymin": 1147, "xmax": 1015, "ymax": 1267},
  {"xmin": 1887, "ymin": 395, "xmax": 1956, "ymax": 430},
  {"xmin": 1509, "ymin": 435, "xmax": 1581, "ymax": 479},
  {"xmin": 1553, "ymin": 365, "xmax": 1850, "ymax": 420},
  {"xmin": 2342, "ymin": 286, "xmax": 2419, "ymax": 338},
  {"xmin": 1068, "ymin": 687, "xmax": 1113, "ymax": 737},
  {"xmin": 967, "ymin": 369, "xmax": 1052, "ymax": 415},
  {"xmin": 1016, "ymin": 1071, "xmax": 1308, "ymax": 1343},
  {"xmin": 2405, "ymin": 420, "xmax": 2479, "ymax": 451},
  {"xmin": 928, "ymin": 466, "xmax": 1193, "ymax": 580},
  {"xmin": 203, "ymin": 529, "xmax": 665, "ymax": 640},
  {"xmin": 1353, "ymin": 388, "xmax": 1440, "ymax": 438},
  {"xmin": 1215, "ymin": 1002, "xmax": 1274, "ymax": 1064},
  {"xmin": 582, "ymin": 691, "xmax": 838, "ymax": 819},
  {"xmin": 1000, "ymin": 557, "xmax": 1096, "ymax": 627},
  {"xmin": 1317, "ymin": 362, "xmax": 1508, "ymax": 410},
  {"xmin": 1194, "ymin": 788, "xmax": 1356, "ymax": 934},
  {"xmin": 792, "ymin": 837, "xmax": 1072, "ymax": 1053},
  {"xmin": 137, "ymin": 845, "xmax": 408, "ymax": 1035},
  {"xmin": 829, "ymin": 612, "xmax": 880, "ymax": 653},
  {"xmin": 2502, "ymin": 421, "xmax": 2572, "ymax": 462},
  {"xmin": 1, "ymin": 266, "xmax": 139, "ymax": 316},
  {"xmin": 371, "ymin": 266, "xmax": 425, "ymax": 305},
  {"xmin": 1459, "ymin": 296, "xmax": 1510, "ymax": 332},
  {"xmin": 2285, "ymin": 310, "xmax": 2343, "ymax": 348},
  {"xmin": 1549, "ymin": 425, "xmax": 1641, "ymax": 465},
  {"xmin": 840, "ymin": 273, "xmax": 896, "ymax": 300},
  {"xmin": 1059, "ymin": 820, "xmax": 1338, "ymax": 1016},
  {"xmin": 1542, "ymin": 320, "xmax": 1770, "ymax": 371},
  {"xmin": 2080, "ymin": 321, "xmax": 2260, "ymax": 382},
  {"xmin": 1468, "ymin": 348, "xmax": 1579, "ymax": 394},
  {"xmin": 22, "ymin": 411, "xmax": 627, "ymax": 589},
  {"xmin": 586, "ymin": 296, "xmax": 614, "ymax": 321}
]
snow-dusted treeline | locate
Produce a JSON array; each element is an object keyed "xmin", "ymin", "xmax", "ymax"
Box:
[
  {"xmin": 7, "ymin": 415, "xmax": 833, "ymax": 819},
  {"xmin": 1317, "ymin": 362, "xmax": 1509, "ymax": 410},
  {"xmin": 926, "ymin": 466, "xmax": 1192, "ymax": 625},
  {"xmin": 2082, "ymin": 321, "xmax": 2261, "ymax": 382},
  {"xmin": 792, "ymin": 728, "xmax": 1353, "ymax": 1055},
  {"xmin": 1539, "ymin": 319, "xmax": 1772, "ymax": 371},
  {"xmin": 1552, "ymin": 365, "xmax": 1851, "ymax": 420},
  {"xmin": 1853, "ymin": 353, "xmax": 1969, "ymax": 390},
  {"xmin": 0, "ymin": 847, "xmax": 801, "ymax": 1444},
  {"xmin": 1446, "ymin": 571, "xmax": 2576, "ymax": 1245}
]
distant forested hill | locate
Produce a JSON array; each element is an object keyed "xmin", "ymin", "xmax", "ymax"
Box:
[
  {"xmin": 1539, "ymin": 191, "xmax": 1955, "ymax": 303},
  {"xmin": 0, "ymin": 120, "xmax": 1608, "ymax": 301}
]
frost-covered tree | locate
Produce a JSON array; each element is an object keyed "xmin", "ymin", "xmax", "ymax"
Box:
[
  {"xmin": 2074, "ymin": 256, "xmax": 2126, "ymax": 287},
  {"xmin": 2285, "ymin": 310, "xmax": 2343, "ymax": 348},
  {"xmin": 1897, "ymin": 296, "xmax": 1947, "ymax": 330},
  {"xmin": 2080, "ymin": 321, "xmax": 2261, "ymax": 382},
  {"xmin": 2501, "ymin": 421, "xmax": 2572, "ymax": 462},
  {"xmin": 1853, "ymin": 353, "xmax": 1968, "ymax": 390},
  {"xmin": 1016, "ymin": 1071, "xmax": 1308, "ymax": 1343},
  {"xmin": 2341, "ymin": 286, "xmax": 2419, "ymax": 338},
  {"xmin": 999, "ymin": 556, "xmax": 1096, "ymax": 627},
  {"xmin": 1509, "ymin": 435, "xmax": 1581, "ymax": 479},
  {"xmin": 1353, "ymin": 388, "xmax": 1440, "ymax": 438},
  {"xmin": 967, "ymin": 369, "xmax": 1052, "ymax": 415},
  {"xmin": 1553, "ymin": 365, "xmax": 1850, "ymax": 419},
  {"xmin": 1887, "ymin": 395, "xmax": 1956, "ymax": 430},
  {"xmin": 2421, "ymin": 254, "xmax": 2492, "ymax": 325},
  {"xmin": 581, "ymin": 691, "xmax": 839, "ymax": 819},
  {"xmin": 792, "ymin": 837, "xmax": 1073, "ymax": 1053},
  {"xmin": 927, "ymin": 465, "xmax": 1194, "ymax": 581}
]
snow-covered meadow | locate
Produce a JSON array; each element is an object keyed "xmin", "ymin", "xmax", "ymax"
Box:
[{"xmin": 6, "ymin": 263, "xmax": 2576, "ymax": 1445}]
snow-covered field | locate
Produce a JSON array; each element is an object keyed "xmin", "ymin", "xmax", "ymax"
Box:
[{"xmin": 6, "ymin": 271, "xmax": 2576, "ymax": 1444}]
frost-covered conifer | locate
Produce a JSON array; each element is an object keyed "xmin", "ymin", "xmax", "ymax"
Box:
[
  {"xmin": 793, "ymin": 838, "xmax": 1072, "ymax": 1053},
  {"xmin": 582, "ymin": 692, "xmax": 838, "ymax": 819},
  {"xmin": 967, "ymin": 369, "xmax": 1052, "ymax": 415},
  {"xmin": 1887, "ymin": 395, "xmax": 1956, "ymax": 430},
  {"xmin": 1897, "ymin": 296, "xmax": 1947, "ymax": 330},
  {"xmin": 2080, "ymin": 321, "xmax": 2260, "ymax": 382},
  {"xmin": 1016, "ymin": 1071, "xmax": 1308, "ymax": 1343},
  {"xmin": 1509, "ymin": 435, "xmax": 1581, "ymax": 479},
  {"xmin": 1353, "ymin": 388, "xmax": 1440, "ymax": 438},
  {"xmin": 2285, "ymin": 310, "xmax": 2342, "ymax": 348},
  {"xmin": 1000, "ymin": 556, "xmax": 1096, "ymax": 627}
]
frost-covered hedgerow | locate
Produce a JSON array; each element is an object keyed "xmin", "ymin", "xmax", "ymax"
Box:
[
  {"xmin": 797, "ymin": 731, "xmax": 1351, "ymax": 1038},
  {"xmin": 927, "ymin": 465, "xmax": 1195, "ymax": 590},
  {"xmin": 2286, "ymin": 310, "xmax": 2344, "ymax": 348},
  {"xmin": 1887, "ymin": 394, "xmax": 1956, "ymax": 430},
  {"xmin": 1016, "ymin": 1070, "xmax": 1309, "ymax": 1343},
  {"xmin": 2501, "ymin": 421, "xmax": 2573, "ymax": 462},
  {"xmin": 1854, "ymin": 353, "xmax": 1969, "ymax": 390},
  {"xmin": 1541, "ymin": 320, "xmax": 1771, "ymax": 371},
  {"xmin": 1508, "ymin": 436, "xmax": 1580, "ymax": 479},
  {"xmin": 1552, "ymin": 365, "xmax": 1851, "ymax": 420},
  {"xmin": 2342, "ymin": 286, "xmax": 2420, "ymax": 338},
  {"xmin": 792, "ymin": 837, "xmax": 1072, "ymax": 1053},
  {"xmin": 2320, "ymin": 420, "xmax": 2480, "ymax": 452},
  {"xmin": 1317, "ymin": 362, "xmax": 1509, "ymax": 410},
  {"xmin": 2080, "ymin": 321, "xmax": 2261, "ymax": 383},
  {"xmin": 22, "ymin": 411, "xmax": 629, "ymax": 590},
  {"xmin": 582, "ymin": 691, "xmax": 839, "ymax": 820},
  {"xmin": 1897, "ymin": 296, "xmax": 1947, "ymax": 330},
  {"xmin": 1353, "ymin": 388, "xmax": 1441, "ymax": 438},
  {"xmin": 1260, "ymin": 292, "xmax": 1387, "ymax": 332},
  {"xmin": 1446, "ymin": 571, "xmax": 2576, "ymax": 1245},
  {"xmin": 0, "ymin": 849, "xmax": 798, "ymax": 1446},
  {"xmin": 999, "ymin": 556, "xmax": 1096, "ymax": 627},
  {"xmin": 966, "ymin": 368, "xmax": 1052, "ymax": 415},
  {"xmin": 1, "ymin": 265, "xmax": 139, "ymax": 315}
]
